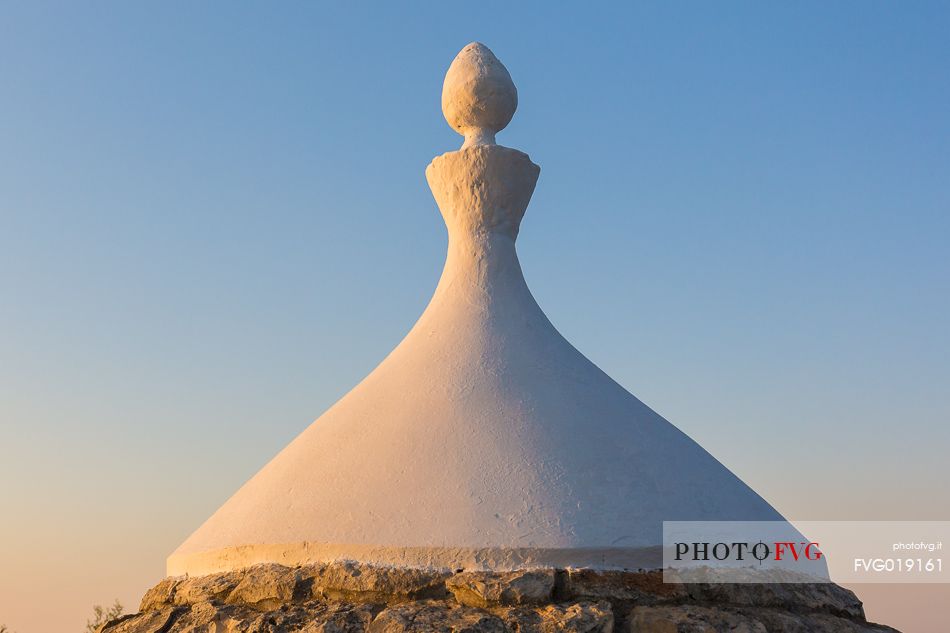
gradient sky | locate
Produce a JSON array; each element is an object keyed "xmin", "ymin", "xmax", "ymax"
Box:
[{"xmin": 1, "ymin": 3, "xmax": 948, "ymax": 632}]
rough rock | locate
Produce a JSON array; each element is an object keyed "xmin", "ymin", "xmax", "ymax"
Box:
[
  {"xmin": 96, "ymin": 608, "xmax": 180, "ymax": 633},
  {"xmin": 108, "ymin": 562, "xmax": 900, "ymax": 633},
  {"xmin": 369, "ymin": 601, "xmax": 506, "ymax": 633},
  {"xmin": 173, "ymin": 570, "xmax": 245, "ymax": 606},
  {"xmin": 629, "ymin": 605, "xmax": 764, "ymax": 632},
  {"xmin": 560, "ymin": 570, "xmax": 686, "ymax": 606},
  {"xmin": 304, "ymin": 560, "xmax": 450, "ymax": 603},
  {"xmin": 447, "ymin": 569, "xmax": 554, "ymax": 607},
  {"xmin": 684, "ymin": 581, "xmax": 865, "ymax": 619},
  {"xmin": 626, "ymin": 605, "xmax": 899, "ymax": 633},
  {"xmin": 500, "ymin": 602, "xmax": 614, "ymax": 632},
  {"xmin": 110, "ymin": 601, "xmax": 379, "ymax": 633},
  {"xmin": 138, "ymin": 577, "xmax": 180, "ymax": 612},
  {"xmin": 294, "ymin": 602, "xmax": 379, "ymax": 633},
  {"xmin": 166, "ymin": 601, "xmax": 248, "ymax": 632},
  {"xmin": 226, "ymin": 563, "xmax": 304, "ymax": 611}
]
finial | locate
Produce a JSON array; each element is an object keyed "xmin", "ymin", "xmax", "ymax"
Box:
[{"xmin": 442, "ymin": 42, "xmax": 518, "ymax": 149}]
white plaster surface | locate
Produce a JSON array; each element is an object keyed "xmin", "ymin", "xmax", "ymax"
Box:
[
  {"xmin": 442, "ymin": 42, "xmax": 517, "ymax": 148},
  {"xmin": 169, "ymin": 43, "xmax": 782, "ymax": 577}
]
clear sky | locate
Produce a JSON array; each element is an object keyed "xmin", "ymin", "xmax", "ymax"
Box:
[{"xmin": 1, "ymin": 2, "xmax": 948, "ymax": 632}]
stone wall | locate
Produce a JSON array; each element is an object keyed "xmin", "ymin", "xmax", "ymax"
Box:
[{"xmin": 100, "ymin": 562, "xmax": 899, "ymax": 632}]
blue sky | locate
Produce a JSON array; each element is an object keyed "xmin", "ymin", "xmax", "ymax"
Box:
[{"xmin": 1, "ymin": 3, "xmax": 948, "ymax": 631}]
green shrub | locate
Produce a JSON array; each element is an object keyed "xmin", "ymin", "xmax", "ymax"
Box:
[{"xmin": 85, "ymin": 601, "xmax": 123, "ymax": 633}]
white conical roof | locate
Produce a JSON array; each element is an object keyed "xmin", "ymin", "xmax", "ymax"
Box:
[{"xmin": 169, "ymin": 43, "xmax": 782, "ymax": 577}]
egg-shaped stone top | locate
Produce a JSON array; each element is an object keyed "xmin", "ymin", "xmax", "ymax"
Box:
[{"xmin": 442, "ymin": 42, "xmax": 518, "ymax": 148}]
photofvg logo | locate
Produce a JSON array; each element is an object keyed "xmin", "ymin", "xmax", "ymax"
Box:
[
  {"xmin": 663, "ymin": 521, "xmax": 950, "ymax": 585},
  {"xmin": 663, "ymin": 521, "xmax": 830, "ymax": 584},
  {"xmin": 674, "ymin": 540, "xmax": 823, "ymax": 563}
]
